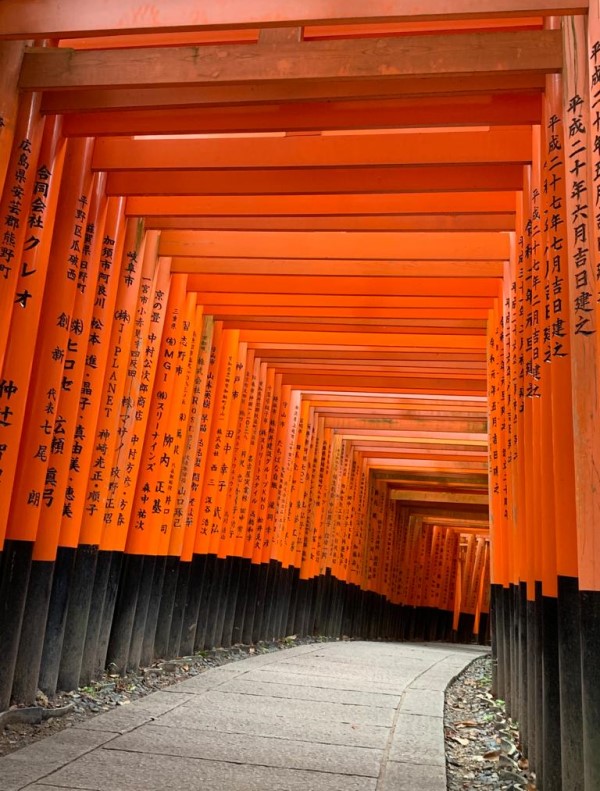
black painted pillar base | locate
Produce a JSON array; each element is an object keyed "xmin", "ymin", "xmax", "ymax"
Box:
[
  {"xmin": 153, "ymin": 555, "xmax": 179, "ymax": 660},
  {"xmin": 105, "ymin": 553, "xmax": 143, "ymax": 675},
  {"xmin": 241, "ymin": 560, "xmax": 260, "ymax": 645},
  {"xmin": 38, "ymin": 546, "xmax": 76, "ymax": 696},
  {"xmin": 12, "ymin": 559, "xmax": 54, "ymax": 704},
  {"xmin": 293, "ymin": 577, "xmax": 310, "ymax": 637},
  {"xmin": 580, "ymin": 588, "xmax": 600, "ymax": 791},
  {"xmin": 80, "ymin": 549, "xmax": 114, "ymax": 686},
  {"xmin": 526, "ymin": 594, "xmax": 537, "ymax": 769},
  {"xmin": 195, "ymin": 554, "xmax": 217, "ymax": 651},
  {"xmin": 251, "ymin": 562, "xmax": 270, "ymax": 644},
  {"xmin": 534, "ymin": 582, "xmax": 544, "ymax": 787},
  {"xmin": 213, "ymin": 556, "xmax": 234, "ymax": 648},
  {"xmin": 178, "ymin": 553, "xmax": 206, "ymax": 656},
  {"xmin": 492, "ymin": 584, "xmax": 505, "ymax": 700},
  {"xmin": 231, "ymin": 557, "xmax": 251, "ymax": 646},
  {"xmin": 141, "ymin": 555, "xmax": 167, "ymax": 666},
  {"xmin": 556, "ymin": 576, "xmax": 583, "ymax": 791},
  {"xmin": 518, "ymin": 582, "xmax": 529, "ymax": 755},
  {"xmin": 340, "ymin": 583, "xmax": 356, "ymax": 637},
  {"xmin": 285, "ymin": 567, "xmax": 300, "ymax": 637},
  {"xmin": 264, "ymin": 560, "xmax": 283, "ymax": 642},
  {"xmin": 0, "ymin": 540, "xmax": 34, "ymax": 710},
  {"xmin": 128, "ymin": 555, "xmax": 157, "ymax": 671},
  {"xmin": 57, "ymin": 544, "xmax": 98, "ymax": 692},
  {"xmin": 541, "ymin": 593, "xmax": 562, "ymax": 791},
  {"xmin": 168, "ymin": 559, "xmax": 191, "ymax": 657},
  {"xmin": 510, "ymin": 584, "xmax": 519, "ymax": 718},
  {"xmin": 219, "ymin": 556, "xmax": 239, "ymax": 648},
  {"xmin": 204, "ymin": 556, "xmax": 226, "ymax": 649},
  {"xmin": 94, "ymin": 551, "xmax": 123, "ymax": 677},
  {"xmin": 275, "ymin": 565, "xmax": 294, "ymax": 640}
]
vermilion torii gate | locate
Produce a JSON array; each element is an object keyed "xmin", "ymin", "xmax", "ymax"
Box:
[{"xmin": 0, "ymin": 2, "xmax": 598, "ymax": 789}]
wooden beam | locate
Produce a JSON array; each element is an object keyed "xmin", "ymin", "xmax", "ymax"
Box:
[
  {"xmin": 337, "ymin": 430, "xmax": 487, "ymax": 441},
  {"xmin": 303, "ymin": 393, "xmax": 487, "ymax": 405},
  {"xmin": 106, "ymin": 164, "xmax": 524, "ymax": 196},
  {"xmin": 277, "ymin": 374, "xmax": 486, "ymax": 392},
  {"xmin": 41, "ymin": 73, "xmax": 546, "ymax": 113},
  {"xmin": 239, "ymin": 329, "xmax": 487, "ymax": 348},
  {"xmin": 185, "ymin": 275, "xmax": 500, "ymax": 297},
  {"xmin": 189, "ymin": 293, "xmax": 496, "ymax": 308},
  {"xmin": 261, "ymin": 350, "xmax": 487, "ymax": 362},
  {"xmin": 61, "ymin": 94, "xmax": 543, "ymax": 135},
  {"xmin": 159, "ymin": 230, "xmax": 510, "ymax": 260},
  {"xmin": 145, "ymin": 215, "xmax": 516, "ymax": 232},
  {"xmin": 390, "ymin": 490, "xmax": 489, "ymax": 504},
  {"xmin": 374, "ymin": 470, "xmax": 488, "ymax": 483},
  {"xmin": 126, "ymin": 193, "xmax": 517, "ymax": 217},
  {"xmin": 224, "ymin": 321, "xmax": 487, "ymax": 335},
  {"xmin": 326, "ymin": 418, "xmax": 488, "ymax": 433},
  {"xmin": 170, "ymin": 258, "xmax": 505, "ymax": 277},
  {"xmin": 92, "ymin": 129, "xmax": 532, "ymax": 170},
  {"xmin": 19, "ymin": 31, "xmax": 562, "ymax": 90},
  {"xmin": 266, "ymin": 358, "xmax": 486, "ymax": 368},
  {"xmin": 196, "ymin": 306, "xmax": 491, "ymax": 320},
  {"xmin": 0, "ymin": 1, "xmax": 584, "ymax": 40},
  {"xmin": 59, "ymin": 19, "xmax": 551, "ymax": 52}
]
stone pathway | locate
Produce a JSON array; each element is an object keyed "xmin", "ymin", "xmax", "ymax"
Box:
[{"xmin": 0, "ymin": 641, "xmax": 485, "ymax": 791}]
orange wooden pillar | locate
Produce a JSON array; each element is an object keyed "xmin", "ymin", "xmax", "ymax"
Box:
[
  {"xmin": 562, "ymin": 13, "xmax": 600, "ymax": 791},
  {"xmin": 175, "ymin": 313, "xmax": 215, "ymax": 656},
  {"xmin": 236, "ymin": 359, "xmax": 269, "ymax": 644},
  {"xmin": 208, "ymin": 339, "xmax": 248, "ymax": 646},
  {"xmin": 146, "ymin": 290, "xmax": 199, "ymax": 664},
  {"xmin": 0, "ymin": 136, "xmax": 94, "ymax": 711},
  {"xmin": 284, "ymin": 398, "xmax": 312, "ymax": 636},
  {"xmin": 12, "ymin": 169, "xmax": 108, "ymax": 703},
  {"xmin": 488, "ymin": 299, "xmax": 509, "ymax": 696},
  {"xmin": 107, "ymin": 272, "xmax": 188, "ymax": 672},
  {"xmin": 51, "ymin": 226, "xmax": 157, "ymax": 692},
  {"xmin": 189, "ymin": 320, "xmax": 223, "ymax": 562},
  {"xmin": 215, "ymin": 346, "xmax": 257, "ymax": 645},
  {"xmin": 0, "ymin": 117, "xmax": 65, "ymax": 549},
  {"xmin": 75, "ymin": 255, "xmax": 170, "ymax": 684},
  {"xmin": 541, "ymin": 50, "xmax": 583, "ymax": 791},
  {"xmin": 0, "ymin": 92, "xmax": 45, "ymax": 373},
  {"xmin": 0, "ymin": 42, "xmax": 27, "ymax": 191}
]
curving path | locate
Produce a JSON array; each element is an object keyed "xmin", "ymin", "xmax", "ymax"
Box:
[{"xmin": 0, "ymin": 641, "xmax": 486, "ymax": 791}]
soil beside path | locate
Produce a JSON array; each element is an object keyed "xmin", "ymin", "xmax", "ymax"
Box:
[{"xmin": 445, "ymin": 654, "xmax": 536, "ymax": 791}]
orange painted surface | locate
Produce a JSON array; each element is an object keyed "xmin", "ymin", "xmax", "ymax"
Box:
[
  {"xmin": 76, "ymin": 221, "xmax": 150, "ymax": 548},
  {"xmin": 125, "ymin": 274, "xmax": 188, "ymax": 556},
  {"xmin": 0, "ymin": 1, "xmax": 583, "ymax": 40},
  {"xmin": 0, "ymin": 116, "xmax": 66, "ymax": 550},
  {"xmin": 34, "ymin": 171, "xmax": 108, "ymax": 560},
  {"xmin": 92, "ymin": 130, "xmax": 532, "ymax": 170},
  {"xmin": 4, "ymin": 138, "xmax": 94, "ymax": 543},
  {"xmin": 0, "ymin": 92, "xmax": 45, "ymax": 374},
  {"xmin": 101, "ymin": 256, "xmax": 172, "ymax": 553}
]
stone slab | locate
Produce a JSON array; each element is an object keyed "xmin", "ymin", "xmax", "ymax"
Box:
[
  {"xmin": 41, "ymin": 748, "xmax": 378, "ymax": 791},
  {"xmin": 105, "ymin": 722, "xmax": 383, "ymax": 777},
  {"xmin": 178, "ymin": 689, "xmax": 395, "ymax": 726},
  {"xmin": 399, "ymin": 688, "xmax": 445, "ymax": 718},
  {"xmin": 389, "ymin": 713, "xmax": 445, "ymax": 766},
  {"xmin": 236, "ymin": 667, "xmax": 410, "ymax": 695},
  {"xmin": 212, "ymin": 677, "xmax": 401, "ymax": 707},
  {"xmin": 151, "ymin": 704, "xmax": 391, "ymax": 749},
  {"xmin": 380, "ymin": 760, "xmax": 447, "ymax": 791}
]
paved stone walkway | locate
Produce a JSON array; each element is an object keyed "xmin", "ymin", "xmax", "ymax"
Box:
[{"xmin": 0, "ymin": 641, "xmax": 485, "ymax": 791}]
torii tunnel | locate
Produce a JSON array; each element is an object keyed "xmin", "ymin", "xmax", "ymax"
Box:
[{"xmin": 1, "ymin": 2, "xmax": 600, "ymax": 789}]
